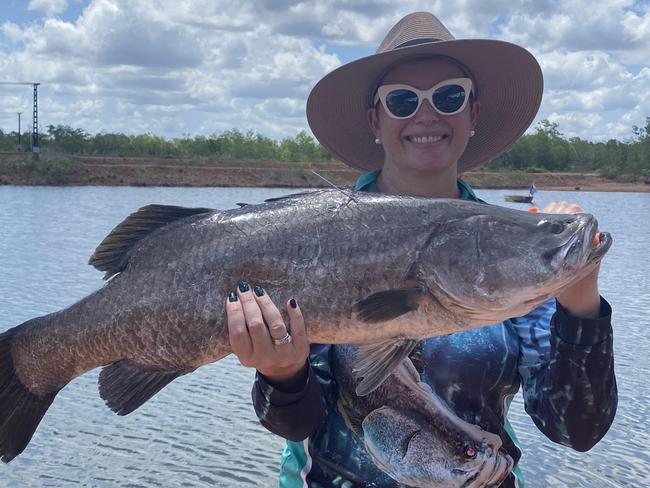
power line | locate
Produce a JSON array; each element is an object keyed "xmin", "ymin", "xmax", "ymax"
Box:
[
  {"xmin": 0, "ymin": 111, "xmax": 25, "ymax": 149},
  {"xmin": 18, "ymin": 112, "xmax": 22, "ymax": 149},
  {"xmin": 0, "ymin": 82, "xmax": 40, "ymax": 155}
]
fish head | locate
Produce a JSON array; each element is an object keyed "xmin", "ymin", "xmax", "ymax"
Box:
[
  {"xmin": 419, "ymin": 204, "xmax": 612, "ymax": 322},
  {"xmin": 362, "ymin": 406, "xmax": 513, "ymax": 487}
]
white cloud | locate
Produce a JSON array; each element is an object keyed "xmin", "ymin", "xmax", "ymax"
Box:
[
  {"xmin": 496, "ymin": 0, "xmax": 650, "ymax": 63},
  {"xmin": 28, "ymin": 0, "xmax": 69, "ymax": 17},
  {"xmin": 1, "ymin": 22, "xmax": 27, "ymax": 42},
  {"xmin": 536, "ymin": 51, "xmax": 631, "ymax": 91},
  {"xmin": 0, "ymin": 0, "xmax": 648, "ymax": 141}
]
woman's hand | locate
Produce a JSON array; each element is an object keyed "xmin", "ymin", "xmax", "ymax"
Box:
[
  {"xmin": 541, "ymin": 201, "xmax": 601, "ymax": 318},
  {"xmin": 226, "ymin": 281, "xmax": 310, "ymax": 387}
]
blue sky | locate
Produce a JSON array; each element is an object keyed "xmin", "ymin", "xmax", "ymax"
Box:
[
  {"xmin": 0, "ymin": 0, "xmax": 88, "ymax": 25},
  {"xmin": 0, "ymin": 0, "xmax": 648, "ymax": 143}
]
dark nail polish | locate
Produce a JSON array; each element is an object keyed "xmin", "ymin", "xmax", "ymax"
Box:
[
  {"xmin": 238, "ymin": 281, "xmax": 250, "ymax": 292},
  {"xmin": 254, "ymin": 285, "xmax": 264, "ymax": 297},
  {"xmin": 228, "ymin": 292, "xmax": 238, "ymax": 302},
  {"xmin": 290, "ymin": 298, "xmax": 297, "ymax": 309}
]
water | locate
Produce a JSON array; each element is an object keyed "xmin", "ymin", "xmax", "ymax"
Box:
[{"xmin": 0, "ymin": 186, "xmax": 648, "ymax": 487}]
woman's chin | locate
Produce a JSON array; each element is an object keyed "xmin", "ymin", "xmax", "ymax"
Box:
[
  {"xmin": 402, "ymin": 156, "xmax": 457, "ymax": 173},
  {"xmin": 398, "ymin": 145, "xmax": 457, "ymax": 170}
]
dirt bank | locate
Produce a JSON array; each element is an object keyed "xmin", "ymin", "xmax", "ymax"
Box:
[{"xmin": 0, "ymin": 154, "xmax": 648, "ymax": 192}]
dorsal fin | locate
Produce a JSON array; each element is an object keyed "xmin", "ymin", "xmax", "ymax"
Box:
[
  {"xmin": 263, "ymin": 189, "xmax": 328, "ymax": 203},
  {"xmin": 89, "ymin": 204, "xmax": 213, "ymax": 280}
]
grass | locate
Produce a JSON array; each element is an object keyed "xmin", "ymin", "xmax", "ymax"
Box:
[{"xmin": 0, "ymin": 157, "xmax": 83, "ymax": 185}]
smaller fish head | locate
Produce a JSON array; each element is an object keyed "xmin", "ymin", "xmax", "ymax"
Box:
[
  {"xmin": 362, "ymin": 406, "xmax": 513, "ymax": 488},
  {"xmin": 419, "ymin": 207, "xmax": 612, "ymax": 322}
]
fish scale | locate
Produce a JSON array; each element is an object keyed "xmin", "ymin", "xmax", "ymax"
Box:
[{"xmin": 0, "ymin": 189, "xmax": 611, "ymax": 464}]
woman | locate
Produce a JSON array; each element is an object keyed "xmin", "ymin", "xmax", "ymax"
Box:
[{"xmin": 225, "ymin": 12, "xmax": 617, "ymax": 487}]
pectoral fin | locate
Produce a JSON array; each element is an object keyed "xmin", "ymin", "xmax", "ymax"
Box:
[
  {"xmin": 353, "ymin": 338, "xmax": 418, "ymax": 396},
  {"xmin": 353, "ymin": 287, "xmax": 424, "ymax": 323},
  {"xmin": 98, "ymin": 360, "xmax": 191, "ymax": 416}
]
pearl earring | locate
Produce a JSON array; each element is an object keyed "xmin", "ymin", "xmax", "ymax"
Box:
[
  {"xmin": 374, "ymin": 138, "xmax": 381, "ymax": 144},
  {"xmin": 470, "ymin": 130, "xmax": 475, "ymax": 137}
]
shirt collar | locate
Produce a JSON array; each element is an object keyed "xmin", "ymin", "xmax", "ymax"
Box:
[{"xmin": 354, "ymin": 170, "xmax": 479, "ymax": 202}]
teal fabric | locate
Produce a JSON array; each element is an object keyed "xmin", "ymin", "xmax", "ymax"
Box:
[
  {"xmin": 279, "ymin": 439, "xmax": 309, "ymax": 488},
  {"xmin": 354, "ymin": 169, "xmax": 478, "ymax": 200}
]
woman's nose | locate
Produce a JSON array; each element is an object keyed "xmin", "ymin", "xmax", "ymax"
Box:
[{"xmin": 413, "ymin": 99, "xmax": 439, "ymax": 125}]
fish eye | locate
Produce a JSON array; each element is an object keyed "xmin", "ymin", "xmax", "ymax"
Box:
[
  {"xmin": 549, "ymin": 222, "xmax": 564, "ymax": 234},
  {"xmin": 465, "ymin": 446, "xmax": 477, "ymax": 459}
]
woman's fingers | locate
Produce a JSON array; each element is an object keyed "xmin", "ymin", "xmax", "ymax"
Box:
[
  {"xmin": 226, "ymin": 292, "xmax": 253, "ymax": 362},
  {"xmin": 287, "ymin": 298, "xmax": 308, "ymax": 357},
  {"xmin": 541, "ymin": 201, "xmax": 585, "ymax": 214},
  {"xmin": 225, "ymin": 281, "xmax": 309, "ymax": 377},
  {"xmin": 253, "ymin": 285, "xmax": 291, "ymax": 345},
  {"xmin": 237, "ymin": 281, "xmax": 274, "ymax": 356}
]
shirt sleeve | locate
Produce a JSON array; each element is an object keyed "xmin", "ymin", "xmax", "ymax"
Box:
[
  {"xmin": 251, "ymin": 344, "xmax": 333, "ymax": 441},
  {"xmin": 510, "ymin": 297, "xmax": 617, "ymax": 452}
]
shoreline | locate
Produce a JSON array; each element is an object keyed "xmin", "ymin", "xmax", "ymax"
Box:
[{"xmin": 1, "ymin": 154, "xmax": 648, "ymax": 192}]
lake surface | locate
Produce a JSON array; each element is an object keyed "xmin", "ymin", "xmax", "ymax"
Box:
[{"xmin": 0, "ymin": 186, "xmax": 648, "ymax": 488}]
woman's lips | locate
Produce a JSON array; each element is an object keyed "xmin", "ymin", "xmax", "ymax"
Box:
[{"xmin": 406, "ymin": 134, "xmax": 448, "ymax": 144}]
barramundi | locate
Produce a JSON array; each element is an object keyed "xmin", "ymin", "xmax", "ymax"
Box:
[
  {"xmin": 0, "ymin": 189, "xmax": 611, "ymax": 462},
  {"xmin": 333, "ymin": 344, "xmax": 513, "ymax": 487}
]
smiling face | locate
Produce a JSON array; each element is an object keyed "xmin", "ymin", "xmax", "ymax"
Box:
[{"xmin": 368, "ymin": 58, "xmax": 480, "ymax": 176}]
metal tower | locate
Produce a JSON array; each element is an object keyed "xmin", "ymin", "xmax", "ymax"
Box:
[{"xmin": 0, "ymin": 81, "xmax": 41, "ymax": 155}]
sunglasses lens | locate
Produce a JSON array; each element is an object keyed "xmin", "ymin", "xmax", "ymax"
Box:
[
  {"xmin": 432, "ymin": 84, "xmax": 467, "ymax": 114},
  {"xmin": 385, "ymin": 89, "xmax": 419, "ymax": 118}
]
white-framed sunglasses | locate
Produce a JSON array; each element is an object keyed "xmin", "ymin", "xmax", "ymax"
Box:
[{"xmin": 374, "ymin": 78, "xmax": 473, "ymax": 119}]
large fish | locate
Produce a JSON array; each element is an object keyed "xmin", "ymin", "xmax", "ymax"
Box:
[
  {"xmin": 0, "ymin": 189, "xmax": 611, "ymax": 462},
  {"xmin": 333, "ymin": 344, "xmax": 513, "ymax": 487}
]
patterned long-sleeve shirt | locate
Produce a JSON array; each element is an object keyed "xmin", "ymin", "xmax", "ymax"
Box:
[{"xmin": 252, "ymin": 175, "xmax": 617, "ymax": 487}]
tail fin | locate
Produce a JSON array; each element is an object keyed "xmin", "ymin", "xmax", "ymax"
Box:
[{"xmin": 0, "ymin": 328, "xmax": 59, "ymax": 463}]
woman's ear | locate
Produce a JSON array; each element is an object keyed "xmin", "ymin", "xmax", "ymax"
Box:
[
  {"xmin": 367, "ymin": 107, "xmax": 381, "ymax": 138},
  {"xmin": 470, "ymin": 100, "xmax": 481, "ymax": 129}
]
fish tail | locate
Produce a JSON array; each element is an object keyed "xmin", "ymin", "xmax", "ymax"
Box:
[{"xmin": 0, "ymin": 326, "xmax": 59, "ymax": 463}]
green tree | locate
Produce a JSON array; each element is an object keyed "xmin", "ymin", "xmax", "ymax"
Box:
[{"xmin": 46, "ymin": 125, "xmax": 90, "ymax": 153}]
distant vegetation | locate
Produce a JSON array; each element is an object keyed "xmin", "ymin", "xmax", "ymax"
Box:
[
  {"xmin": 0, "ymin": 118, "xmax": 648, "ymax": 181},
  {"xmin": 0, "ymin": 127, "xmax": 332, "ymax": 163},
  {"xmin": 484, "ymin": 119, "xmax": 650, "ymax": 182}
]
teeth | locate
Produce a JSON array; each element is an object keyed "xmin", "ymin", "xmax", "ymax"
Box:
[{"xmin": 410, "ymin": 135, "xmax": 443, "ymax": 144}]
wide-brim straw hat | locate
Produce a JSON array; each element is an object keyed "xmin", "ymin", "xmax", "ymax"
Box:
[{"xmin": 306, "ymin": 12, "xmax": 543, "ymax": 172}]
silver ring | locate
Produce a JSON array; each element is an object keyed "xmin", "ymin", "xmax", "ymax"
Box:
[{"xmin": 273, "ymin": 333, "xmax": 292, "ymax": 345}]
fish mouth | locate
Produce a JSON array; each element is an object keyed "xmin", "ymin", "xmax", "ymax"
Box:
[
  {"xmin": 555, "ymin": 217, "xmax": 612, "ymax": 271},
  {"xmin": 484, "ymin": 451, "xmax": 514, "ymax": 487},
  {"xmin": 458, "ymin": 450, "xmax": 513, "ymax": 488},
  {"xmin": 574, "ymin": 218, "xmax": 612, "ymax": 266},
  {"xmin": 587, "ymin": 229, "xmax": 612, "ymax": 263}
]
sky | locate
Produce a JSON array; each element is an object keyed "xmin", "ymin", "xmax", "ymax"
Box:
[{"xmin": 0, "ymin": 0, "xmax": 648, "ymax": 143}]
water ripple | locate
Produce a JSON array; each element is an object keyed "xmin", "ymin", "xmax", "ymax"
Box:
[{"xmin": 1, "ymin": 186, "xmax": 648, "ymax": 487}]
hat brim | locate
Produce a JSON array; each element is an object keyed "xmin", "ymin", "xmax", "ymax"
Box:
[{"xmin": 306, "ymin": 39, "xmax": 543, "ymax": 172}]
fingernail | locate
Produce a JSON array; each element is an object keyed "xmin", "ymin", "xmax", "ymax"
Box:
[
  {"xmin": 254, "ymin": 285, "xmax": 264, "ymax": 297},
  {"xmin": 290, "ymin": 298, "xmax": 297, "ymax": 309},
  {"xmin": 228, "ymin": 292, "xmax": 238, "ymax": 302},
  {"xmin": 238, "ymin": 281, "xmax": 250, "ymax": 292}
]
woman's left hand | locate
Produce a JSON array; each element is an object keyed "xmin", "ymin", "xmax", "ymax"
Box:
[{"xmin": 541, "ymin": 201, "xmax": 602, "ymax": 318}]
